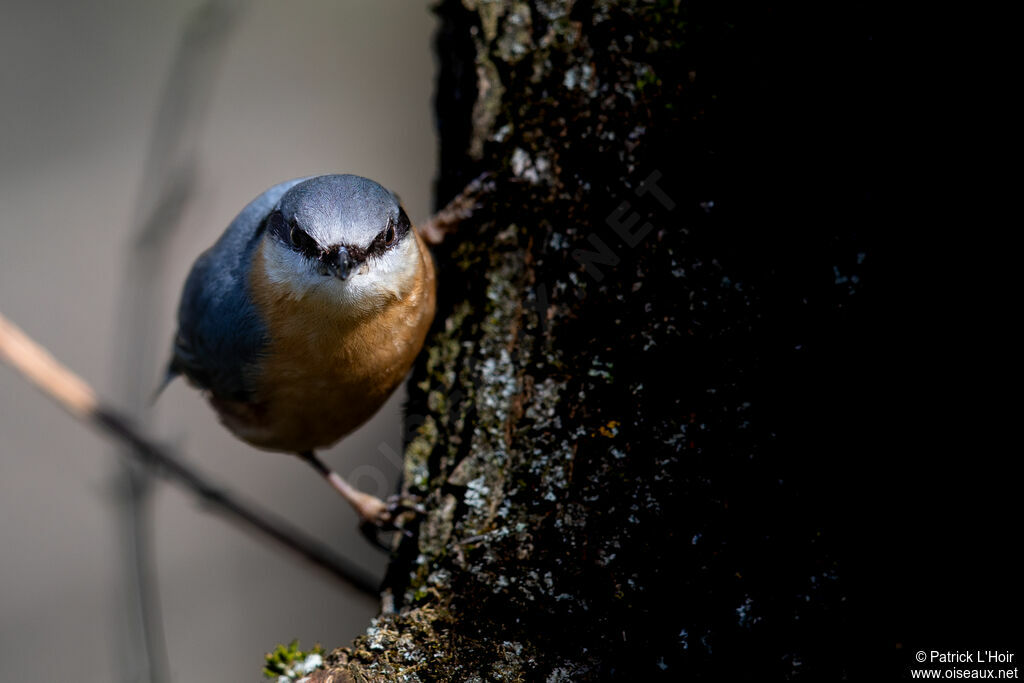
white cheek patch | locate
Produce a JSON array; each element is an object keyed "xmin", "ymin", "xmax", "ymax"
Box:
[
  {"xmin": 337, "ymin": 238, "xmax": 419, "ymax": 307},
  {"xmin": 261, "ymin": 238, "xmax": 420, "ymax": 309},
  {"xmin": 261, "ymin": 243, "xmax": 323, "ymax": 300}
]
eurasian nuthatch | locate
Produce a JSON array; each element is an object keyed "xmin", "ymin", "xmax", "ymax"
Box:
[{"xmin": 163, "ymin": 174, "xmax": 435, "ymax": 526}]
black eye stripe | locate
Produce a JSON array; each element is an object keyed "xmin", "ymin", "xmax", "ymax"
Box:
[
  {"xmin": 283, "ymin": 217, "xmax": 319, "ymax": 257},
  {"xmin": 267, "ymin": 207, "xmax": 411, "ymax": 261},
  {"xmin": 365, "ymin": 210, "xmax": 410, "ymax": 258}
]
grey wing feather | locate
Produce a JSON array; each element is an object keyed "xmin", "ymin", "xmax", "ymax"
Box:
[{"xmin": 166, "ymin": 178, "xmax": 306, "ymax": 401}]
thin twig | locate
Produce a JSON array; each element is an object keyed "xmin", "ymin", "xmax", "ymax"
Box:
[
  {"xmin": 0, "ymin": 311, "xmax": 380, "ymax": 597},
  {"xmin": 113, "ymin": 4, "xmax": 249, "ymax": 680},
  {"xmin": 110, "ymin": 4, "xmax": 243, "ymax": 680},
  {"xmin": 419, "ymin": 172, "xmax": 495, "ymax": 245}
]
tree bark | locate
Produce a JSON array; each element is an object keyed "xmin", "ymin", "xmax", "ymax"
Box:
[{"xmin": 315, "ymin": 0, "xmax": 875, "ymax": 679}]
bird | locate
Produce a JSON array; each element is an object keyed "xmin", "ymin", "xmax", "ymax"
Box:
[{"xmin": 161, "ymin": 174, "xmax": 435, "ymax": 529}]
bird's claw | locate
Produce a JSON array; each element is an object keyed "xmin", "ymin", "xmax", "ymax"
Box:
[{"xmin": 358, "ymin": 494, "xmax": 425, "ymax": 551}]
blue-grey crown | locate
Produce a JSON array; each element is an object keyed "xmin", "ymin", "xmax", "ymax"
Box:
[{"xmin": 276, "ymin": 174, "xmax": 402, "ymax": 250}]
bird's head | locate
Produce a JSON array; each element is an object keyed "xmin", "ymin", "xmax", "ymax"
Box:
[{"xmin": 259, "ymin": 175, "xmax": 422, "ymax": 311}]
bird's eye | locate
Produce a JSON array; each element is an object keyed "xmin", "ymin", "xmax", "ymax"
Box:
[
  {"xmin": 289, "ymin": 223, "xmax": 317, "ymax": 254},
  {"xmin": 383, "ymin": 221, "xmax": 397, "ymax": 247}
]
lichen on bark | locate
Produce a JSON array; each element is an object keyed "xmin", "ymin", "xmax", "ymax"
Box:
[{"xmin": 313, "ymin": 0, "xmax": 872, "ymax": 679}]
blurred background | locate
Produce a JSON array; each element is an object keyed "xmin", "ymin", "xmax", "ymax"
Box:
[{"xmin": 0, "ymin": 1, "xmax": 438, "ymax": 680}]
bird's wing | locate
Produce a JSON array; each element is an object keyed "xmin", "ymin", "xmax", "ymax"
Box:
[{"xmin": 166, "ymin": 178, "xmax": 306, "ymax": 402}]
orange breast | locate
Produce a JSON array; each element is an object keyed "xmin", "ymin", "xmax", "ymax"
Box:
[{"xmin": 227, "ymin": 231, "xmax": 435, "ymax": 453}]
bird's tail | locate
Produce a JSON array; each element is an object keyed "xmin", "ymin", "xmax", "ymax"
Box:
[{"xmin": 150, "ymin": 364, "xmax": 179, "ymax": 405}]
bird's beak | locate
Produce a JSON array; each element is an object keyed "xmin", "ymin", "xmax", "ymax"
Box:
[{"xmin": 325, "ymin": 246, "xmax": 357, "ymax": 281}]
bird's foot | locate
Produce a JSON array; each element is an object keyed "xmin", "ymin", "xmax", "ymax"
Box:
[
  {"xmin": 358, "ymin": 493, "xmax": 426, "ymax": 551},
  {"xmin": 296, "ymin": 451, "xmax": 425, "ymax": 550}
]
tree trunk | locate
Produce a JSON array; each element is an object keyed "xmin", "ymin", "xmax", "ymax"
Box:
[{"xmin": 315, "ymin": 1, "xmax": 875, "ymax": 679}]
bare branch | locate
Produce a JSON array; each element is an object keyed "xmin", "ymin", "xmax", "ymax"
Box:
[
  {"xmin": 112, "ymin": 4, "xmax": 247, "ymax": 680},
  {"xmin": 0, "ymin": 311, "xmax": 380, "ymax": 597},
  {"xmin": 418, "ymin": 172, "xmax": 495, "ymax": 245}
]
